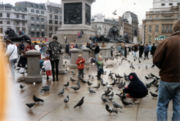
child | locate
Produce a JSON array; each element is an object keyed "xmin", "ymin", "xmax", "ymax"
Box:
[
  {"xmin": 96, "ymin": 56, "xmax": 104, "ymax": 80},
  {"xmin": 43, "ymin": 56, "xmax": 52, "ymax": 80},
  {"xmin": 123, "ymin": 73, "xmax": 148, "ymax": 102},
  {"xmin": 76, "ymin": 54, "xmax": 85, "ymax": 79}
]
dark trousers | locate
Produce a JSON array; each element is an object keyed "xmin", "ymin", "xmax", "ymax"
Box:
[
  {"xmin": 78, "ymin": 69, "xmax": 84, "ymax": 79},
  {"xmin": 144, "ymin": 52, "xmax": 149, "ymax": 59},
  {"xmin": 50, "ymin": 59, "xmax": 59, "ymax": 81}
]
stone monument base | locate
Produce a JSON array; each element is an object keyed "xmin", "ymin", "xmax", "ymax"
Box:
[
  {"xmin": 57, "ymin": 27, "xmax": 95, "ymax": 44},
  {"xmin": 24, "ymin": 76, "xmax": 42, "ymax": 83}
]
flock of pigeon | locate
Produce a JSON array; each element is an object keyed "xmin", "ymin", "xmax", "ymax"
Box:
[{"xmin": 20, "ymin": 54, "xmax": 160, "ymax": 115}]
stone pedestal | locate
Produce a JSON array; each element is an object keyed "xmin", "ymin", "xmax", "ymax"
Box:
[
  {"xmin": 59, "ymin": 51, "xmax": 66, "ymax": 74},
  {"xmin": 56, "ymin": 0, "xmax": 95, "ymax": 45},
  {"xmin": 70, "ymin": 48, "xmax": 81, "ymax": 68},
  {"xmin": 133, "ymin": 36, "xmax": 138, "ymax": 44},
  {"xmin": 82, "ymin": 47, "xmax": 90, "ymax": 64},
  {"xmin": 100, "ymin": 47, "xmax": 111, "ymax": 59},
  {"xmin": 25, "ymin": 50, "xmax": 42, "ymax": 83}
]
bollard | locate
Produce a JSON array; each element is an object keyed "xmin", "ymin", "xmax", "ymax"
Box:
[
  {"xmin": 100, "ymin": 47, "xmax": 111, "ymax": 59},
  {"xmin": 58, "ymin": 50, "xmax": 66, "ymax": 74},
  {"xmin": 25, "ymin": 50, "xmax": 42, "ymax": 83},
  {"xmin": 70, "ymin": 48, "xmax": 81, "ymax": 69},
  {"xmin": 82, "ymin": 47, "xmax": 90, "ymax": 64}
]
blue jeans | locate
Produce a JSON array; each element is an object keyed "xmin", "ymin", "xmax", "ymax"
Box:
[{"xmin": 157, "ymin": 80, "xmax": 180, "ymax": 121}]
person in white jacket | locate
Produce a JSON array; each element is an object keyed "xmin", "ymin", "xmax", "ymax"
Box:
[
  {"xmin": 5, "ymin": 40, "xmax": 18, "ymax": 80},
  {"xmin": 43, "ymin": 56, "xmax": 52, "ymax": 80}
]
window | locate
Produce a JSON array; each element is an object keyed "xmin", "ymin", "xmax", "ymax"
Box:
[
  {"xmin": 22, "ymin": 22, "xmax": 25, "ymax": 26},
  {"xmin": 49, "ymin": 26, "xmax": 53, "ymax": 31},
  {"xmin": 16, "ymin": 14, "xmax": 19, "ymax": 18},
  {"xmin": 149, "ymin": 25, "xmax": 152, "ymax": 32},
  {"xmin": 49, "ymin": 20, "xmax": 52, "ymax": 24},
  {"xmin": 49, "ymin": 14, "xmax": 52, "ymax": 19},
  {"xmin": 41, "ymin": 32, "xmax": 45, "ymax": 37},
  {"xmin": 36, "ymin": 10, "xmax": 39, "ymax": 14},
  {"xmin": 7, "ymin": 21, "xmax": 10, "ymax": 24},
  {"xmin": 36, "ymin": 17, "xmax": 40, "ymax": 21},
  {"xmin": 16, "ymin": 21, "xmax": 19, "ymax": 25},
  {"xmin": 0, "ymin": 28, "xmax": 3, "ymax": 33},
  {"xmin": 54, "ymin": 15, "xmax": 58, "ymax": 19},
  {"xmin": 41, "ymin": 18, "xmax": 44, "ymax": 22},
  {"xmin": 49, "ymin": 33, "xmax": 52, "ymax": 38},
  {"xmin": 0, "ymin": 13, "xmax": 2, "ymax": 17},
  {"xmin": 55, "ymin": 21, "xmax": 58, "ymax": 24},
  {"xmin": 148, "ymin": 35, "xmax": 151, "ymax": 43},
  {"xmin": 41, "ymin": 25, "xmax": 45, "ymax": 29},
  {"xmin": 7, "ymin": 13, "xmax": 10, "ymax": 18},
  {"xmin": 31, "ymin": 9, "xmax": 34, "ymax": 13},
  {"xmin": 178, "ymin": 3, "xmax": 180, "ymax": 6},
  {"xmin": 22, "ymin": 15, "xmax": 25, "ymax": 19},
  {"xmin": 155, "ymin": 25, "xmax": 159, "ymax": 32},
  {"xmin": 31, "ymin": 17, "xmax": 34, "ymax": 21},
  {"xmin": 169, "ymin": 3, "xmax": 173, "ymax": 6},
  {"xmin": 162, "ymin": 24, "xmax": 173, "ymax": 33},
  {"xmin": 0, "ymin": 21, "xmax": 2, "ymax": 24},
  {"xmin": 41, "ymin": 11, "xmax": 44, "ymax": 14},
  {"xmin": 55, "ymin": 27, "xmax": 58, "ymax": 31},
  {"xmin": 161, "ymin": 3, "xmax": 165, "ymax": 6}
]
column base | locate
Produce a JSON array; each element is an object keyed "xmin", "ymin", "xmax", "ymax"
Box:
[{"xmin": 24, "ymin": 76, "xmax": 42, "ymax": 83}]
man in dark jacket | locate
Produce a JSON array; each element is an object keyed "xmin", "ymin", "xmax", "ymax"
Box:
[
  {"xmin": 48, "ymin": 36, "xmax": 62, "ymax": 81},
  {"xmin": 123, "ymin": 73, "xmax": 148, "ymax": 99},
  {"xmin": 139, "ymin": 44, "xmax": 144, "ymax": 58},
  {"xmin": 153, "ymin": 20, "xmax": 180, "ymax": 121},
  {"xmin": 151, "ymin": 43, "xmax": 156, "ymax": 56},
  {"xmin": 94, "ymin": 43, "xmax": 100, "ymax": 60}
]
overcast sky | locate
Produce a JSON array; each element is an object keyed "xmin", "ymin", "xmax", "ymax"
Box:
[{"xmin": 1, "ymin": 0, "xmax": 153, "ymax": 24}]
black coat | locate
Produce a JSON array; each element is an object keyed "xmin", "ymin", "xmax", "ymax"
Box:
[
  {"xmin": 94, "ymin": 46, "xmax": 100, "ymax": 54},
  {"xmin": 123, "ymin": 73, "xmax": 148, "ymax": 98}
]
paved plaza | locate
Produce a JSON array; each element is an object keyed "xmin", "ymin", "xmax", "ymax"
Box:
[{"xmin": 5, "ymin": 53, "xmax": 173, "ymax": 121}]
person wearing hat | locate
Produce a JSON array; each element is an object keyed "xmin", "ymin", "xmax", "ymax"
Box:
[
  {"xmin": 76, "ymin": 54, "xmax": 85, "ymax": 79},
  {"xmin": 96, "ymin": 55, "xmax": 104, "ymax": 80},
  {"xmin": 48, "ymin": 36, "xmax": 62, "ymax": 81},
  {"xmin": 5, "ymin": 39, "xmax": 18, "ymax": 80}
]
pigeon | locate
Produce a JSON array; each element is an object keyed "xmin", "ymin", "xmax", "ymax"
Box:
[
  {"xmin": 101, "ymin": 94, "xmax": 108, "ymax": 103},
  {"xmin": 150, "ymin": 92, "xmax": 158, "ymax": 98},
  {"xmin": 112, "ymin": 101, "xmax": 123, "ymax": 109},
  {"xmin": 93, "ymin": 83, "xmax": 100, "ymax": 89},
  {"xmin": 117, "ymin": 93, "xmax": 132, "ymax": 106},
  {"xmin": 70, "ymin": 77, "xmax": 76, "ymax": 82},
  {"xmin": 20, "ymin": 84, "xmax": 24, "ymax": 90},
  {"xmin": 130, "ymin": 63, "xmax": 135, "ymax": 70},
  {"xmin": 58, "ymin": 88, "xmax": 64, "ymax": 96},
  {"xmin": 33, "ymin": 95, "xmax": 44, "ymax": 103},
  {"xmin": 151, "ymin": 64, "xmax": 155, "ymax": 68},
  {"xmin": 64, "ymin": 81, "xmax": 69, "ymax": 88},
  {"xmin": 105, "ymin": 104, "xmax": 118, "ymax": 114},
  {"xmin": 64, "ymin": 96, "xmax": 69, "ymax": 103},
  {"xmin": 80, "ymin": 78, "xmax": 87, "ymax": 83},
  {"xmin": 101, "ymin": 80, "xmax": 108, "ymax": 86},
  {"xmin": 88, "ymin": 87, "xmax": 96, "ymax": 93},
  {"xmin": 118, "ymin": 81, "xmax": 126, "ymax": 89},
  {"xmin": 74, "ymin": 97, "xmax": 85, "ymax": 108},
  {"xmin": 87, "ymin": 81, "xmax": 92, "ymax": 86},
  {"xmin": 71, "ymin": 81, "xmax": 80, "ymax": 92},
  {"xmin": 41, "ymin": 85, "xmax": 50, "ymax": 92},
  {"xmin": 26, "ymin": 103, "xmax": 36, "ymax": 109},
  {"xmin": 110, "ymin": 79, "xmax": 117, "ymax": 86},
  {"xmin": 145, "ymin": 76, "xmax": 150, "ymax": 80}
]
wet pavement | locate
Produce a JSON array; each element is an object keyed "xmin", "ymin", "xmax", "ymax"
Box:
[{"xmin": 5, "ymin": 53, "xmax": 173, "ymax": 121}]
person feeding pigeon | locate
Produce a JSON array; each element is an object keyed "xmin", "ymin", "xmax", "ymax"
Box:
[
  {"xmin": 76, "ymin": 54, "xmax": 85, "ymax": 79},
  {"xmin": 123, "ymin": 73, "xmax": 148, "ymax": 102},
  {"xmin": 96, "ymin": 55, "xmax": 104, "ymax": 80}
]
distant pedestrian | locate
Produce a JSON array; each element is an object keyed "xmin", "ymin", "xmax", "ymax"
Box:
[
  {"xmin": 151, "ymin": 43, "xmax": 156, "ymax": 56},
  {"xmin": 5, "ymin": 39, "xmax": 18, "ymax": 80},
  {"xmin": 94, "ymin": 43, "xmax": 100, "ymax": 60},
  {"xmin": 76, "ymin": 54, "xmax": 85, "ymax": 79},
  {"xmin": 65, "ymin": 43, "xmax": 70, "ymax": 55},
  {"xmin": 153, "ymin": 20, "xmax": 180, "ymax": 121},
  {"xmin": 43, "ymin": 56, "xmax": 52, "ymax": 81},
  {"xmin": 144, "ymin": 44, "xmax": 149, "ymax": 59},
  {"xmin": 96, "ymin": 56, "xmax": 104, "ymax": 80},
  {"xmin": 110, "ymin": 46, "xmax": 114, "ymax": 57},
  {"xmin": 48, "ymin": 36, "xmax": 62, "ymax": 81},
  {"xmin": 25, "ymin": 41, "xmax": 34, "ymax": 51},
  {"xmin": 18, "ymin": 41, "xmax": 25, "ymax": 54},
  {"xmin": 139, "ymin": 44, "xmax": 144, "ymax": 58}
]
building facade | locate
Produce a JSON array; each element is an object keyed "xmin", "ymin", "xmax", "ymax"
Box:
[
  {"xmin": 143, "ymin": 0, "xmax": 180, "ymax": 44},
  {"xmin": 46, "ymin": 2, "xmax": 62, "ymax": 38},
  {"xmin": 0, "ymin": 4, "xmax": 28, "ymax": 38},
  {"xmin": 0, "ymin": 2, "xmax": 62, "ymax": 41}
]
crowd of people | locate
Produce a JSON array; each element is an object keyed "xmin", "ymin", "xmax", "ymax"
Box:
[{"xmin": 3, "ymin": 20, "xmax": 180, "ymax": 121}]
